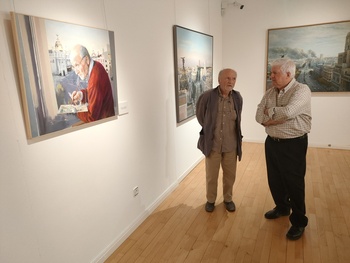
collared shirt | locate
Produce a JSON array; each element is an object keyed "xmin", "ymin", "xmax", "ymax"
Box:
[
  {"xmin": 212, "ymin": 89, "xmax": 237, "ymax": 152},
  {"xmin": 255, "ymin": 78, "xmax": 312, "ymax": 139}
]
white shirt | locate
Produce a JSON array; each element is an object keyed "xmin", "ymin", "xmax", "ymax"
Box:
[{"xmin": 255, "ymin": 79, "xmax": 312, "ymax": 138}]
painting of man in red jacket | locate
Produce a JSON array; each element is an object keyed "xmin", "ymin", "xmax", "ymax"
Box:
[{"xmin": 71, "ymin": 44, "xmax": 115, "ymax": 122}]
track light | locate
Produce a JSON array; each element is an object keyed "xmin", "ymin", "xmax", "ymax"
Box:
[
  {"xmin": 221, "ymin": 0, "xmax": 245, "ymax": 16},
  {"xmin": 233, "ymin": 1, "xmax": 244, "ymax": 9}
]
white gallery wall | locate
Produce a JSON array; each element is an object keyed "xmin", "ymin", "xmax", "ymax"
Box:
[
  {"xmin": 0, "ymin": 0, "xmax": 349, "ymax": 262},
  {"xmin": 0, "ymin": 0, "xmax": 219, "ymax": 262},
  {"xmin": 222, "ymin": 0, "xmax": 350, "ymax": 149}
]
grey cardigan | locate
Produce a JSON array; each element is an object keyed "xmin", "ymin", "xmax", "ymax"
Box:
[{"xmin": 196, "ymin": 86, "xmax": 243, "ymax": 160}]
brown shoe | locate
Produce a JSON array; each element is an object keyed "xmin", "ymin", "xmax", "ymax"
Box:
[
  {"xmin": 224, "ymin": 201, "xmax": 236, "ymax": 212},
  {"xmin": 205, "ymin": 202, "xmax": 215, "ymax": 212}
]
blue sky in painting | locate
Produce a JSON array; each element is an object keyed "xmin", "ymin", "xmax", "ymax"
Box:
[
  {"xmin": 176, "ymin": 27, "xmax": 213, "ymax": 68},
  {"xmin": 45, "ymin": 19, "xmax": 110, "ymax": 54}
]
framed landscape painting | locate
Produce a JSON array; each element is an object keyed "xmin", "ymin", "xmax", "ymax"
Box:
[
  {"xmin": 11, "ymin": 12, "xmax": 118, "ymax": 139},
  {"xmin": 173, "ymin": 25, "xmax": 213, "ymax": 123},
  {"xmin": 266, "ymin": 20, "xmax": 350, "ymax": 92}
]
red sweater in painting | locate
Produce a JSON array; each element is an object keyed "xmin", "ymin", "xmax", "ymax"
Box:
[{"xmin": 77, "ymin": 61, "xmax": 115, "ymax": 122}]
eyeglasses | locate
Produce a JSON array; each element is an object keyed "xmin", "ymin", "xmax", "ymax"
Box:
[{"xmin": 72, "ymin": 56, "xmax": 86, "ymax": 70}]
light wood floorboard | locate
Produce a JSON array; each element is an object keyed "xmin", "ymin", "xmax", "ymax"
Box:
[{"xmin": 105, "ymin": 142, "xmax": 350, "ymax": 263}]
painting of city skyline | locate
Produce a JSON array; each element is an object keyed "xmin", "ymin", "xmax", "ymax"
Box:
[
  {"xmin": 11, "ymin": 12, "xmax": 118, "ymax": 139},
  {"xmin": 266, "ymin": 20, "xmax": 350, "ymax": 92},
  {"xmin": 173, "ymin": 25, "xmax": 213, "ymax": 123}
]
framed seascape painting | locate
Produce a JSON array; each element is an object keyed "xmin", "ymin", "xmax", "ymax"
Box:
[
  {"xmin": 173, "ymin": 25, "xmax": 213, "ymax": 123},
  {"xmin": 11, "ymin": 12, "xmax": 118, "ymax": 139},
  {"xmin": 266, "ymin": 20, "xmax": 350, "ymax": 92}
]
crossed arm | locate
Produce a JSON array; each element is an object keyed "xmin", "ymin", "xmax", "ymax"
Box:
[
  {"xmin": 261, "ymin": 108, "xmax": 285, "ymax": 127},
  {"xmin": 255, "ymin": 94, "xmax": 286, "ymax": 127}
]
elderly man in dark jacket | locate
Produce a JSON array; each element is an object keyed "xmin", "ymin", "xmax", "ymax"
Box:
[{"xmin": 196, "ymin": 68, "xmax": 243, "ymax": 213}]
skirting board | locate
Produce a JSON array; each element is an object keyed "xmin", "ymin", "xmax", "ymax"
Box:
[
  {"xmin": 91, "ymin": 155, "xmax": 204, "ymax": 263},
  {"xmin": 244, "ymin": 139, "xmax": 350, "ymax": 151},
  {"xmin": 177, "ymin": 155, "xmax": 204, "ymax": 183}
]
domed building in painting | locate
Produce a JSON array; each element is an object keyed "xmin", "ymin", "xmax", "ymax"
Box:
[{"xmin": 48, "ymin": 35, "xmax": 71, "ymax": 76}]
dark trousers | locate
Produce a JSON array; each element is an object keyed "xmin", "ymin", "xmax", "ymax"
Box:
[{"xmin": 265, "ymin": 135, "xmax": 308, "ymax": 227}]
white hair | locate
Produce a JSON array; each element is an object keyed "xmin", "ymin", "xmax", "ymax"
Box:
[{"xmin": 271, "ymin": 58, "xmax": 296, "ymax": 78}]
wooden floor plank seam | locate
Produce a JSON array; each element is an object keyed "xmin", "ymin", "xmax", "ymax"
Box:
[{"xmin": 106, "ymin": 143, "xmax": 350, "ymax": 263}]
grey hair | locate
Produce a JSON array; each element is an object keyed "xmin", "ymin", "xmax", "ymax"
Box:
[
  {"xmin": 71, "ymin": 44, "xmax": 91, "ymax": 60},
  {"xmin": 271, "ymin": 58, "xmax": 296, "ymax": 78},
  {"xmin": 77, "ymin": 45, "xmax": 90, "ymax": 59}
]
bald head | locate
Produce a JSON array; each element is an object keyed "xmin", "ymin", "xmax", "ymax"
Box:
[{"xmin": 218, "ymin": 68, "xmax": 237, "ymax": 97}]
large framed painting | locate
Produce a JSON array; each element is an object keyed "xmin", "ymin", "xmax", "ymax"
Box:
[
  {"xmin": 173, "ymin": 25, "xmax": 213, "ymax": 123},
  {"xmin": 266, "ymin": 20, "xmax": 350, "ymax": 92},
  {"xmin": 11, "ymin": 12, "xmax": 118, "ymax": 139}
]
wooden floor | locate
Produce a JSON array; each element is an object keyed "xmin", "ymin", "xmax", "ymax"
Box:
[{"xmin": 105, "ymin": 142, "xmax": 350, "ymax": 263}]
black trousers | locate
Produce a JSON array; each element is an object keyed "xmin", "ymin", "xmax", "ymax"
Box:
[{"xmin": 265, "ymin": 134, "xmax": 308, "ymax": 227}]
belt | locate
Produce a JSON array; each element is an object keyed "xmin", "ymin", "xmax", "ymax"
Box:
[{"xmin": 268, "ymin": 133, "xmax": 307, "ymax": 142}]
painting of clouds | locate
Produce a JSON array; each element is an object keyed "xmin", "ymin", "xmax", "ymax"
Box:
[{"xmin": 266, "ymin": 21, "xmax": 350, "ymax": 92}]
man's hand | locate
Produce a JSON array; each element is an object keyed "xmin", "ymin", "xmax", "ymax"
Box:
[
  {"xmin": 72, "ymin": 91, "xmax": 83, "ymax": 105},
  {"xmin": 262, "ymin": 119, "xmax": 285, "ymax": 127}
]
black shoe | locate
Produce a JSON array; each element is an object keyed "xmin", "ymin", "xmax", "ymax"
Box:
[
  {"xmin": 224, "ymin": 201, "xmax": 236, "ymax": 212},
  {"xmin": 264, "ymin": 208, "xmax": 290, "ymax": 219},
  {"xmin": 205, "ymin": 202, "xmax": 215, "ymax": 212},
  {"xmin": 286, "ymin": 226, "xmax": 305, "ymax": 240}
]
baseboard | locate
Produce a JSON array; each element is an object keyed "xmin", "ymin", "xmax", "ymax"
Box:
[
  {"xmin": 177, "ymin": 155, "xmax": 204, "ymax": 183},
  {"xmin": 91, "ymin": 155, "xmax": 206, "ymax": 263},
  {"xmin": 91, "ymin": 180, "xmax": 180, "ymax": 263},
  {"xmin": 243, "ymin": 139, "xmax": 350, "ymax": 150}
]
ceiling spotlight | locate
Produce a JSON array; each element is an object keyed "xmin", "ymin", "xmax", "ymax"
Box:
[
  {"xmin": 221, "ymin": 0, "xmax": 245, "ymax": 16},
  {"xmin": 233, "ymin": 1, "xmax": 244, "ymax": 9}
]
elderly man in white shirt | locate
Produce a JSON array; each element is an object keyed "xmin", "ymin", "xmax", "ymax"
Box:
[{"xmin": 256, "ymin": 58, "xmax": 312, "ymax": 241}]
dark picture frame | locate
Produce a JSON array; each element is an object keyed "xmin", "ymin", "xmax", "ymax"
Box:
[
  {"xmin": 11, "ymin": 12, "xmax": 118, "ymax": 139},
  {"xmin": 173, "ymin": 25, "xmax": 213, "ymax": 123},
  {"xmin": 266, "ymin": 20, "xmax": 350, "ymax": 92}
]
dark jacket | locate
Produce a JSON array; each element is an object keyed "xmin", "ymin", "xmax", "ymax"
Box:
[{"xmin": 196, "ymin": 86, "xmax": 243, "ymax": 160}]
